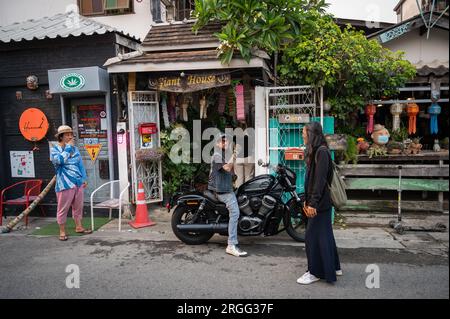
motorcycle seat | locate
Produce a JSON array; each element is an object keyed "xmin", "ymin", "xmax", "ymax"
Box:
[{"xmin": 203, "ymin": 190, "xmax": 228, "ymax": 208}]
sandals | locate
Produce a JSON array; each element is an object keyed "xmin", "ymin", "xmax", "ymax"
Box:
[
  {"xmin": 75, "ymin": 228, "xmax": 92, "ymax": 235},
  {"xmin": 59, "ymin": 235, "xmax": 68, "ymax": 241}
]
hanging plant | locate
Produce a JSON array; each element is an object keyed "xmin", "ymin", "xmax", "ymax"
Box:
[{"xmin": 135, "ymin": 148, "xmax": 165, "ymax": 162}]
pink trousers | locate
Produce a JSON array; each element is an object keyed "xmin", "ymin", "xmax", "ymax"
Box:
[{"xmin": 56, "ymin": 186, "xmax": 84, "ymax": 225}]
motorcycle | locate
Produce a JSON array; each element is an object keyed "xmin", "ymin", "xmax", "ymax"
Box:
[{"xmin": 170, "ymin": 160, "xmax": 308, "ymax": 245}]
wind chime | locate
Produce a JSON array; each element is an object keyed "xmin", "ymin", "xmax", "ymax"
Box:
[
  {"xmin": 365, "ymin": 104, "xmax": 377, "ymax": 134},
  {"xmin": 428, "ymin": 102, "xmax": 441, "ymax": 134},
  {"xmin": 406, "ymin": 99, "xmax": 419, "ymax": 135},
  {"xmin": 390, "ymin": 103, "xmax": 403, "ymax": 132}
]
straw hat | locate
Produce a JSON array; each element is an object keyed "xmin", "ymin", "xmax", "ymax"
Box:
[{"xmin": 55, "ymin": 125, "xmax": 73, "ymax": 138}]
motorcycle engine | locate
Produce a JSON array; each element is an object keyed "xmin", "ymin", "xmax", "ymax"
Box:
[{"xmin": 239, "ymin": 216, "xmax": 263, "ymax": 232}]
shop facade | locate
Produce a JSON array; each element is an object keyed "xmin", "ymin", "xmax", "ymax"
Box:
[{"xmin": 0, "ymin": 12, "xmax": 139, "ymax": 215}]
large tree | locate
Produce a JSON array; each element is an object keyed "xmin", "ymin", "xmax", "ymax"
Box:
[{"xmin": 193, "ymin": 0, "xmax": 327, "ymax": 64}]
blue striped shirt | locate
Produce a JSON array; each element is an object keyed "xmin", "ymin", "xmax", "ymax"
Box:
[{"xmin": 50, "ymin": 144, "xmax": 87, "ymax": 193}]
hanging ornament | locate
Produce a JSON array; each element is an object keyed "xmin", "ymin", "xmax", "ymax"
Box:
[
  {"xmin": 365, "ymin": 104, "xmax": 377, "ymax": 134},
  {"xmin": 181, "ymin": 96, "xmax": 189, "ymax": 122},
  {"xmin": 218, "ymin": 91, "xmax": 226, "ymax": 115},
  {"xmin": 406, "ymin": 99, "xmax": 419, "ymax": 135},
  {"xmin": 168, "ymin": 93, "xmax": 177, "ymax": 123},
  {"xmin": 390, "ymin": 103, "xmax": 403, "ymax": 132},
  {"xmin": 227, "ymin": 87, "xmax": 235, "ymax": 117},
  {"xmin": 160, "ymin": 94, "xmax": 170, "ymax": 129},
  {"xmin": 199, "ymin": 96, "xmax": 208, "ymax": 119},
  {"xmin": 235, "ymin": 84, "xmax": 245, "ymax": 121},
  {"xmin": 428, "ymin": 102, "xmax": 441, "ymax": 135}
]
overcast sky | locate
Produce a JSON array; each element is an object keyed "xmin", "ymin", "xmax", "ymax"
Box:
[{"xmin": 326, "ymin": 0, "xmax": 399, "ymax": 23}]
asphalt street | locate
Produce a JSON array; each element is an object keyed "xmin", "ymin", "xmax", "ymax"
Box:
[{"xmin": 0, "ymin": 235, "xmax": 448, "ymax": 299}]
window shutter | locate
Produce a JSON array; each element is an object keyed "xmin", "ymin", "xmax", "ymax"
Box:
[
  {"xmin": 104, "ymin": 0, "xmax": 130, "ymax": 10},
  {"xmin": 80, "ymin": 0, "xmax": 104, "ymax": 15}
]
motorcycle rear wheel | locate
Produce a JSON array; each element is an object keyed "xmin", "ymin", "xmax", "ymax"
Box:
[{"xmin": 171, "ymin": 205, "xmax": 214, "ymax": 245}]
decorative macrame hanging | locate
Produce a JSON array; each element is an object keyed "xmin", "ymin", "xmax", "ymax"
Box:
[
  {"xmin": 406, "ymin": 100, "xmax": 419, "ymax": 135},
  {"xmin": 199, "ymin": 96, "xmax": 208, "ymax": 119},
  {"xmin": 428, "ymin": 102, "xmax": 441, "ymax": 134},
  {"xmin": 218, "ymin": 91, "xmax": 226, "ymax": 115},
  {"xmin": 390, "ymin": 103, "xmax": 403, "ymax": 132},
  {"xmin": 181, "ymin": 96, "xmax": 189, "ymax": 122},
  {"xmin": 235, "ymin": 84, "xmax": 245, "ymax": 121},
  {"xmin": 160, "ymin": 94, "xmax": 170, "ymax": 129},
  {"xmin": 227, "ymin": 87, "xmax": 235, "ymax": 117},
  {"xmin": 168, "ymin": 93, "xmax": 177, "ymax": 123},
  {"xmin": 365, "ymin": 104, "xmax": 377, "ymax": 134}
]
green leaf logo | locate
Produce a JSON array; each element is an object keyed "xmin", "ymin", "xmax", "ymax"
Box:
[{"xmin": 60, "ymin": 73, "xmax": 85, "ymax": 91}]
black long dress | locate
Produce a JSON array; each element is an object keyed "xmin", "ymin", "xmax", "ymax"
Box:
[{"xmin": 304, "ymin": 145, "xmax": 341, "ymax": 283}]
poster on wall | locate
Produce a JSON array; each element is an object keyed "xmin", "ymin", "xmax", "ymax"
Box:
[
  {"xmin": 10, "ymin": 151, "xmax": 35, "ymax": 178},
  {"xmin": 77, "ymin": 104, "xmax": 107, "ymax": 138}
]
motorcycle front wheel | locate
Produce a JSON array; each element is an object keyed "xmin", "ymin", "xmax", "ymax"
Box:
[
  {"xmin": 284, "ymin": 200, "xmax": 308, "ymax": 242},
  {"xmin": 171, "ymin": 205, "xmax": 214, "ymax": 245}
]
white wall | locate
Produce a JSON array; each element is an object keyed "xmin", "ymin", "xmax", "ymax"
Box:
[
  {"xmin": 0, "ymin": 0, "xmax": 154, "ymax": 41},
  {"xmin": 384, "ymin": 28, "xmax": 449, "ymax": 65},
  {"xmin": 326, "ymin": 0, "xmax": 398, "ymax": 23}
]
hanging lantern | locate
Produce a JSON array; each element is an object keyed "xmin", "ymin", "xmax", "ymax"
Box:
[
  {"xmin": 406, "ymin": 100, "xmax": 419, "ymax": 135},
  {"xmin": 235, "ymin": 84, "xmax": 245, "ymax": 121},
  {"xmin": 428, "ymin": 103, "xmax": 441, "ymax": 135},
  {"xmin": 365, "ymin": 104, "xmax": 377, "ymax": 134},
  {"xmin": 390, "ymin": 103, "xmax": 403, "ymax": 132}
]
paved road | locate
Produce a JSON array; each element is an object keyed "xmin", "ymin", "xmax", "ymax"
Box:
[{"xmin": 0, "ymin": 235, "xmax": 448, "ymax": 299}]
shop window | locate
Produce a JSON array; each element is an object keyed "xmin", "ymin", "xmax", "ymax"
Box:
[
  {"xmin": 175, "ymin": 0, "xmax": 195, "ymax": 21},
  {"xmin": 79, "ymin": 0, "xmax": 133, "ymax": 16}
]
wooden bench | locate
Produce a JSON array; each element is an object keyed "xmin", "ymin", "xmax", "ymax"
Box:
[{"xmin": 338, "ymin": 162, "xmax": 449, "ymax": 213}]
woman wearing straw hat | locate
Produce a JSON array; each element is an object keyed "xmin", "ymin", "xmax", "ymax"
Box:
[{"xmin": 50, "ymin": 125, "xmax": 91, "ymax": 241}]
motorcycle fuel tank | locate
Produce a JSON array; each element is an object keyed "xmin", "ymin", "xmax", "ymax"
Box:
[{"xmin": 237, "ymin": 174, "xmax": 276, "ymax": 197}]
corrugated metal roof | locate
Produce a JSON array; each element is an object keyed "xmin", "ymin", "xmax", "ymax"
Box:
[{"xmin": 0, "ymin": 11, "xmax": 138, "ymax": 43}]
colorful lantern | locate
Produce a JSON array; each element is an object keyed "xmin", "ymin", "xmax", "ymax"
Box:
[
  {"xmin": 406, "ymin": 100, "xmax": 419, "ymax": 135},
  {"xmin": 390, "ymin": 103, "xmax": 403, "ymax": 132},
  {"xmin": 235, "ymin": 84, "xmax": 245, "ymax": 121},
  {"xmin": 365, "ymin": 104, "xmax": 377, "ymax": 134},
  {"xmin": 428, "ymin": 103, "xmax": 441, "ymax": 134}
]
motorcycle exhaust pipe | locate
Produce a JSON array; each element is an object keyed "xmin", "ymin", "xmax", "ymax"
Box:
[{"xmin": 177, "ymin": 223, "xmax": 228, "ymax": 232}]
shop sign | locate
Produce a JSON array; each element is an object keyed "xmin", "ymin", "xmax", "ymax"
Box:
[
  {"xmin": 148, "ymin": 73, "xmax": 231, "ymax": 93},
  {"xmin": 379, "ymin": 22, "xmax": 411, "ymax": 43},
  {"xmin": 19, "ymin": 108, "xmax": 49, "ymax": 141},
  {"xmin": 84, "ymin": 144, "xmax": 102, "ymax": 162},
  {"xmin": 278, "ymin": 114, "xmax": 310, "ymax": 124},
  {"xmin": 60, "ymin": 73, "xmax": 86, "ymax": 91}
]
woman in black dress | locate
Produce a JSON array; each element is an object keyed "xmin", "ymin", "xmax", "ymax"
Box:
[{"xmin": 297, "ymin": 122, "xmax": 342, "ymax": 285}]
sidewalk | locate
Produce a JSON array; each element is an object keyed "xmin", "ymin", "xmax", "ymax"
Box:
[{"xmin": 2, "ymin": 205, "xmax": 448, "ymax": 257}]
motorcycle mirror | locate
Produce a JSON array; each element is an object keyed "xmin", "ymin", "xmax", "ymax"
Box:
[{"xmin": 257, "ymin": 159, "xmax": 264, "ymax": 166}]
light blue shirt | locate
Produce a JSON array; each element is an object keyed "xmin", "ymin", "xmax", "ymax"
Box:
[{"xmin": 50, "ymin": 144, "xmax": 87, "ymax": 193}]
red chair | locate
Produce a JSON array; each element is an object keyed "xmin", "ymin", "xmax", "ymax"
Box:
[{"xmin": 0, "ymin": 179, "xmax": 45, "ymax": 226}]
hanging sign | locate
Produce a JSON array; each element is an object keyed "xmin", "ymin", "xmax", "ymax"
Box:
[
  {"xmin": 19, "ymin": 108, "xmax": 49, "ymax": 141},
  {"xmin": 278, "ymin": 114, "xmax": 310, "ymax": 124},
  {"xmin": 148, "ymin": 73, "xmax": 231, "ymax": 93},
  {"xmin": 10, "ymin": 151, "xmax": 35, "ymax": 178},
  {"xmin": 84, "ymin": 144, "xmax": 102, "ymax": 162}
]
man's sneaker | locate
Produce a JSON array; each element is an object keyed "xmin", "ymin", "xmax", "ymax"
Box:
[
  {"xmin": 297, "ymin": 272, "xmax": 320, "ymax": 285},
  {"xmin": 226, "ymin": 245, "xmax": 248, "ymax": 257},
  {"xmin": 336, "ymin": 269, "xmax": 343, "ymax": 276}
]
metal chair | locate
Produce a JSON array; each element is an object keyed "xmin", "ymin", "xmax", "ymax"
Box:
[
  {"xmin": 0, "ymin": 179, "xmax": 45, "ymax": 226},
  {"xmin": 90, "ymin": 180, "xmax": 130, "ymax": 232}
]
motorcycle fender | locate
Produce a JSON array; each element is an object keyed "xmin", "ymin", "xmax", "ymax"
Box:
[{"xmin": 176, "ymin": 194, "xmax": 204, "ymax": 207}]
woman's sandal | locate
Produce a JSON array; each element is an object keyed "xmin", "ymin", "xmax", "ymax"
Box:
[{"xmin": 59, "ymin": 235, "xmax": 68, "ymax": 241}]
